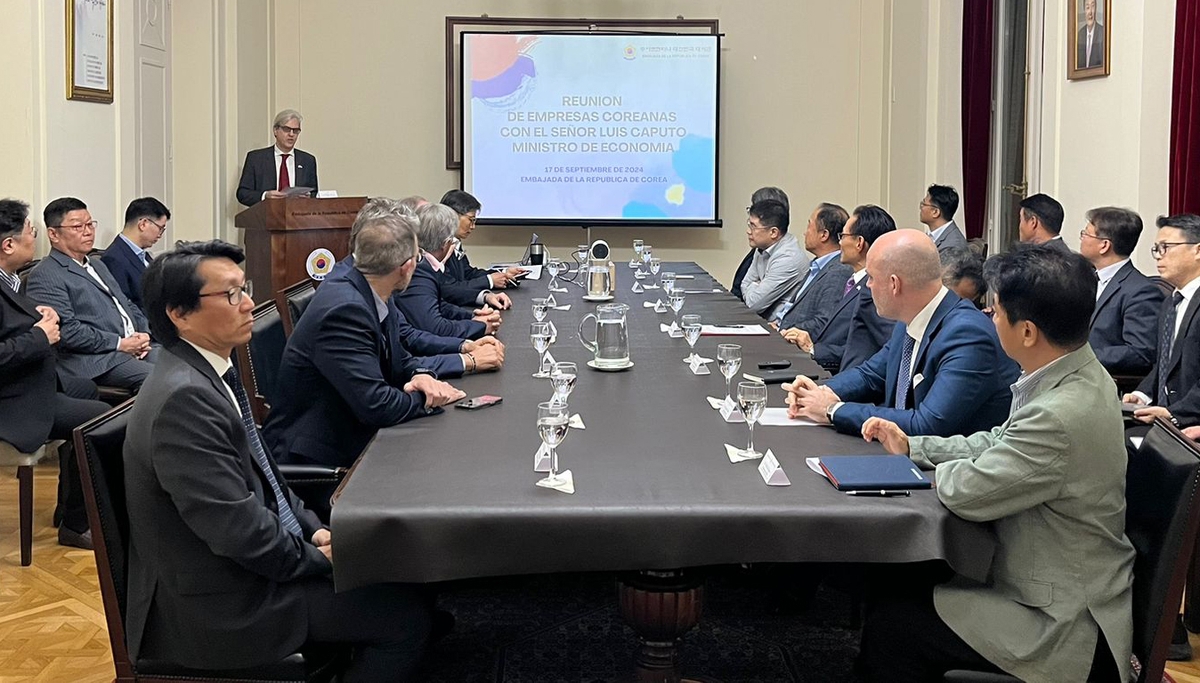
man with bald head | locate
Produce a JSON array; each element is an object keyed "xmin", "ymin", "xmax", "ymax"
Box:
[{"xmin": 784, "ymin": 230, "xmax": 1018, "ymax": 436}]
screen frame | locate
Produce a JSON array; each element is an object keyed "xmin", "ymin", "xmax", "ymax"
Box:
[{"xmin": 458, "ymin": 29, "xmax": 722, "ymax": 229}]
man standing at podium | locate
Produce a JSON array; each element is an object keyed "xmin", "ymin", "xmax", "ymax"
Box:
[{"xmin": 236, "ymin": 109, "xmax": 319, "ymax": 206}]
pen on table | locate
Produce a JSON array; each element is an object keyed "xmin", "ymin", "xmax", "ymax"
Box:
[{"xmin": 845, "ymin": 490, "xmax": 911, "ymax": 497}]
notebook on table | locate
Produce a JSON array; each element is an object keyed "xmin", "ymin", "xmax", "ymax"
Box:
[{"xmin": 815, "ymin": 455, "xmax": 932, "ymax": 491}]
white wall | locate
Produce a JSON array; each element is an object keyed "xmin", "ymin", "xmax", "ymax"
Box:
[{"xmin": 1033, "ymin": 0, "xmax": 1175, "ymax": 273}]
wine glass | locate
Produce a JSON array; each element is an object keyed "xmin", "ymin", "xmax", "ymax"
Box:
[
  {"xmin": 535, "ymin": 401, "xmax": 572, "ymax": 489},
  {"xmin": 648, "ymin": 257, "xmax": 662, "ymax": 289},
  {"xmin": 546, "ymin": 257, "xmax": 564, "ymax": 290},
  {"xmin": 682, "ymin": 314, "xmax": 702, "ymax": 363},
  {"xmin": 668, "ymin": 289, "xmax": 686, "ymax": 324},
  {"xmin": 717, "ymin": 344, "xmax": 743, "ymax": 402},
  {"xmin": 550, "ymin": 361, "xmax": 578, "ymax": 406},
  {"xmin": 641, "ymin": 244, "xmax": 654, "ymax": 272},
  {"xmin": 531, "ymin": 297, "xmax": 549, "ymax": 322},
  {"xmin": 530, "ymin": 322, "xmax": 553, "ymax": 378},
  {"xmin": 630, "ymin": 239, "xmax": 644, "ymax": 268},
  {"xmin": 736, "ymin": 381, "xmax": 768, "ymax": 459},
  {"xmin": 660, "ymin": 271, "xmax": 676, "ymax": 296}
]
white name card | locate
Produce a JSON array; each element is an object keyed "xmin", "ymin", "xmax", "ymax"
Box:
[
  {"xmin": 533, "ymin": 443, "xmax": 551, "ymax": 472},
  {"xmin": 757, "ymin": 449, "xmax": 791, "ymax": 486}
]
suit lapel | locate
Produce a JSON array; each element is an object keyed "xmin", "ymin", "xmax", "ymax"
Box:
[
  {"xmin": 116, "ymin": 236, "xmax": 146, "ymax": 272},
  {"xmin": 0, "ymin": 280, "xmax": 41, "ymax": 319},
  {"xmin": 1169, "ymin": 294, "xmax": 1200, "ymax": 374},
  {"xmin": 910, "ymin": 293, "xmax": 961, "ymax": 373},
  {"xmin": 53, "ymin": 250, "xmax": 116, "ymax": 297},
  {"xmin": 1091, "ymin": 263, "xmax": 1130, "ymax": 325}
]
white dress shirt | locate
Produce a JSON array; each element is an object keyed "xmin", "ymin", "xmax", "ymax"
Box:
[
  {"xmin": 1094, "ymin": 259, "xmax": 1129, "ymax": 300},
  {"xmin": 904, "ymin": 286, "xmax": 951, "ymax": 379},
  {"xmin": 262, "ymin": 146, "xmax": 298, "ymax": 199}
]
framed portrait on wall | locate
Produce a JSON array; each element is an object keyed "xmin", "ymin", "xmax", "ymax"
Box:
[
  {"xmin": 66, "ymin": 0, "xmax": 114, "ymax": 103},
  {"xmin": 1068, "ymin": 0, "xmax": 1111, "ymax": 80}
]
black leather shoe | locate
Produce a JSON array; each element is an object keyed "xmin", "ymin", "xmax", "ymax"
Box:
[
  {"xmin": 57, "ymin": 527, "xmax": 93, "ymax": 550},
  {"xmin": 431, "ymin": 610, "xmax": 455, "ymax": 643},
  {"xmin": 1170, "ymin": 617, "xmax": 1193, "ymax": 661}
]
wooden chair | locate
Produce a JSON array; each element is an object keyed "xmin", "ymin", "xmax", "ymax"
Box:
[
  {"xmin": 944, "ymin": 417, "xmax": 1200, "ymax": 682},
  {"xmin": 0, "ymin": 439, "xmax": 62, "ymax": 566},
  {"xmin": 278, "ymin": 279, "xmax": 317, "ymax": 337},
  {"xmin": 73, "ymin": 399, "xmax": 347, "ymax": 682}
]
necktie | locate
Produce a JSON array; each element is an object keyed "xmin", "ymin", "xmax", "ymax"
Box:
[
  {"xmin": 1159, "ymin": 292, "xmax": 1186, "ymax": 405},
  {"xmin": 1086, "ymin": 31, "xmax": 1093, "ymax": 66},
  {"xmin": 278, "ymin": 153, "xmax": 291, "ymax": 192},
  {"xmin": 843, "ymin": 276, "xmax": 856, "ymax": 296},
  {"xmin": 894, "ymin": 333, "xmax": 916, "ymax": 410},
  {"xmin": 221, "ymin": 366, "xmax": 303, "ymax": 537},
  {"xmin": 141, "ymin": 251, "xmax": 151, "ymax": 267}
]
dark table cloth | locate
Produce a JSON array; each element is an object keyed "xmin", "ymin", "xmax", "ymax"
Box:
[{"xmin": 331, "ymin": 262, "xmax": 995, "ymax": 590}]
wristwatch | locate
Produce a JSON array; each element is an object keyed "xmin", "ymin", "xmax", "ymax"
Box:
[{"xmin": 826, "ymin": 401, "xmax": 843, "ymax": 423}]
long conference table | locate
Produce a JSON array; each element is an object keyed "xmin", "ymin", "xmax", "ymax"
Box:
[{"xmin": 331, "ymin": 261, "xmax": 995, "ymax": 681}]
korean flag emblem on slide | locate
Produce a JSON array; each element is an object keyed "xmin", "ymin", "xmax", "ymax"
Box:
[
  {"xmin": 306, "ymin": 248, "xmax": 336, "ymax": 281},
  {"xmin": 623, "ymin": 45, "xmax": 637, "ymax": 60}
]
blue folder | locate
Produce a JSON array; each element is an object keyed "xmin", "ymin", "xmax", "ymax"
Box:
[{"xmin": 817, "ymin": 455, "xmax": 932, "ymax": 491}]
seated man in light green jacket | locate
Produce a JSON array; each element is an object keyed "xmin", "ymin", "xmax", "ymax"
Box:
[{"xmin": 857, "ymin": 244, "xmax": 1134, "ymax": 683}]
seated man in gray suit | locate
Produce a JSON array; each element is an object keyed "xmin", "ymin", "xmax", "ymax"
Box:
[
  {"xmin": 739, "ymin": 198, "xmax": 808, "ymax": 319},
  {"xmin": 920, "ymin": 184, "xmax": 967, "ymax": 254},
  {"xmin": 858, "ymin": 245, "xmax": 1133, "ymax": 682},
  {"xmin": 25, "ymin": 197, "xmax": 154, "ymax": 390},
  {"xmin": 772, "ymin": 202, "xmax": 853, "ymax": 333},
  {"xmin": 126, "ymin": 240, "xmax": 430, "ymax": 680}
]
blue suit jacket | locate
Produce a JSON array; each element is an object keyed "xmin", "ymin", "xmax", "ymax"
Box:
[
  {"xmin": 262, "ymin": 267, "xmax": 433, "ymax": 467},
  {"xmin": 24, "ymin": 249, "xmax": 150, "ymax": 380},
  {"xmin": 1089, "ymin": 261, "xmax": 1164, "ymax": 376},
  {"xmin": 825, "ymin": 292, "xmax": 1019, "ymax": 436},
  {"xmin": 393, "ymin": 261, "xmax": 487, "ymax": 340},
  {"xmin": 810, "ymin": 277, "xmax": 873, "ymax": 372},
  {"xmin": 100, "ymin": 235, "xmax": 149, "ymax": 309},
  {"xmin": 444, "ymin": 246, "xmax": 492, "ymax": 291},
  {"xmin": 778, "ymin": 257, "xmax": 854, "ymax": 333}
]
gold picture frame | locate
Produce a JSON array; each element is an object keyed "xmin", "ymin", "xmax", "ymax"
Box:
[
  {"xmin": 1067, "ymin": 0, "xmax": 1111, "ymax": 81},
  {"xmin": 66, "ymin": 0, "xmax": 114, "ymax": 103}
]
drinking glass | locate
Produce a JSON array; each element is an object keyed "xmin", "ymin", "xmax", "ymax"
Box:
[
  {"xmin": 575, "ymin": 244, "xmax": 589, "ymax": 265},
  {"xmin": 736, "ymin": 381, "xmax": 768, "ymax": 459},
  {"xmin": 660, "ymin": 271, "xmax": 676, "ymax": 296},
  {"xmin": 682, "ymin": 314, "xmax": 702, "ymax": 363},
  {"xmin": 717, "ymin": 344, "xmax": 743, "ymax": 402},
  {"xmin": 546, "ymin": 257, "xmax": 564, "ymax": 290},
  {"xmin": 535, "ymin": 401, "xmax": 571, "ymax": 488},
  {"xmin": 630, "ymin": 239, "xmax": 644, "ymax": 268},
  {"xmin": 641, "ymin": 244, "xmax": 654, "ymax": 271},
  {"xmin": 531, "ymin": 297, "xmax": 549, "ymax": 322},
  {"xmin": 668, "ymin": 289, "xmax": 686, "ymax": 324},
  {"xmin": 648, "ymin": 257, "xmax": 662, "ymax": 289},
  {"xmin": 530, "ymin": 321, "xmax": 553, "ymax": 378},
  {"xmin": 550, "ymin": 361, "xmax": 578, "ymax": 406}
]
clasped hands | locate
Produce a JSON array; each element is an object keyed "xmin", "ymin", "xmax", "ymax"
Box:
[
  {"xmin": 779, "ymin": 327, "xmax": 814, "ymax": 354},
  {"xmin": 118, "ymin": 332, "xmax": 153, "ymax": 359},
  {"xmin": 483, "ymin": 292, "xmax": 512, "ymax": 310},
  {"xmin": 782, "ymin": 375, "xmax": 839, "ymax": 424},
  {"xmin": 462, "ymin": 335, "xmax": 505, "ymax": 371},
  {"xmin": 473, "ymin": 305, "xmax": 502, "ymax": 334},
  {"xmin": 312, "ymin": 528, "xmax": 333, "ymax": 563},
  {"xmin": 33, "ymin": 306, "xmax": 61, "ymax": 344}
]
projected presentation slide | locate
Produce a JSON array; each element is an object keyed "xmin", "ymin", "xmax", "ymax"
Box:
[{"xmin": 462, "ymin": 33, "xmax": 720, "ymax": 225}]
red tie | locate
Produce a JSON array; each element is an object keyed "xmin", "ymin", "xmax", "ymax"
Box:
[{"xmin": 278, "ymin": 154, "xmax": 291, "ymax": 191}]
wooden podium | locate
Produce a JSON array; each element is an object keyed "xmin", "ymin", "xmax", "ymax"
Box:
[{"xmin": 234, "ymin": 196, "xmax": 367, "ymax": 298}]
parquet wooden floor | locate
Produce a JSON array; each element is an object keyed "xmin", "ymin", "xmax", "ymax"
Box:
[{"xmin": 4, "ymin": 461, "xmax": 1200, "ymax": 682}]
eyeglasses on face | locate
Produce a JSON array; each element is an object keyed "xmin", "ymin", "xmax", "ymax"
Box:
[
  {"xmin": 143, "ymin": 218, "xmax": 168, "ymax": 233},
  {"xmin": 276, "ymin": 125, "xmax": 301, "ymax": 135},
  {"xmin": 1078, "ymin": 229, "xmax": 1107, "ymax": 241},
  {"xmin": 199, "ymin": 281, "xmax": 254, "ymax": 306},
  {"xmin": 50, "ymin": 220, "xmax": 98, "ymax": 233},
  {"xmin": 1151, "ymin": 241, "xmax": 1200, "ymax": 258}
]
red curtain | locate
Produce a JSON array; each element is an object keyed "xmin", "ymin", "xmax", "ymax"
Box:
[
  {"xmin": 1171, "ymin": 0, "xmax": 1200, "ymax": 214},
  {"xmin": 961, "ymin": 1, "xmax": 994, "ymax": 239}
]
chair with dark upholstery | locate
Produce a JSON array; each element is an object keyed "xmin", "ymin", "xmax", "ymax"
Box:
[
  {"xmin": 73, "ymin": 399, "xmax": 348, "ymax": 683},
  {"xmin": 279, "ymin": 279, "xmax": 317, "ymax": 338},
  {"xmin": 945, "ymin": 417, "xmax": 1200, "ymax": 682},
  {"xmin": 232, "ymin": 300, "xmax": 286, "ymax": 426}
]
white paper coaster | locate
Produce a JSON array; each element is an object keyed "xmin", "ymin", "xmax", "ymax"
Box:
[
  {"xmin": 724, "ymin": 443, "xmax": 763, "ymax": 463},
  {"xmin": 568, "ymin": 414, "xmax": 586, "ymax": 429},
  {"xmin": 535, "ymin": 469, "xmax": 575, "ymax": 494}
]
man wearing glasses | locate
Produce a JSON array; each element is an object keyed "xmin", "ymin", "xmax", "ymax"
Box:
[
  {"xmin": 235, "ymin": 109, "xmax": 319, "ymax": 206},
  {"xmin": 1123, "ymin": 213, "xmax": 1200, "ymax": 429},
  {"xmin": 738, "ymin": 198, "xmax": 808, "ymax": 319},
  {"xmin": 25, "ymin": 197, "xmax": 155, "ymax": 390},
  {"xmin": 101, "ymin": 197, "xmax": 171, "ymax": 308},
  {"xmin": 1079, "ymin": 207, "xmax": 1163, "ymax": 377}
]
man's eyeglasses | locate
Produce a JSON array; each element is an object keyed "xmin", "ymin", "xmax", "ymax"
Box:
[
  {"xmin": 463, "ymin": 214, "xmax": 478, "ymax": 226},
  {"xmin": 199, "ymin": 281, "xmax": 253, "ymax": 306},
  {"xmin": 143, "ymin": 218, "xmax": 168, "ymax": 233},
  {"xmin": 50, "ymin": 220, "xmax": 98, "ymax": 233},
  {"xmin": 1079, "ymin": 230, "xmax": 1107, "ymax": 241},
  {"xmin": 276, "ymin": 125, "xmax": 301, "ymax": 135},
  {"xmin": 839, "ymin": 231, "xmax": 861, "ymax": 242},
  {"xmin": 1151, "ymin": 241, "xmax": 1200, "ymax": 258}
]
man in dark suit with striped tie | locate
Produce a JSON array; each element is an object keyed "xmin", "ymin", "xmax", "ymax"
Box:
[
  {"xmin": 125, "ymin": 239, "xmax": 432, "ymax": 680},
  {"xmin": 1124, "ymin": 214, "xmax": 1200, "ymax": 428},
  {"xmin": 101, "ymin": 197, "xmax": 170, "ymax": 309}
]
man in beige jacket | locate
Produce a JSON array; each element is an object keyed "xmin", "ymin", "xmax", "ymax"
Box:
[{"xmin": 858, "ymin": 244, "xmax": 1134, "ymax": 682}]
